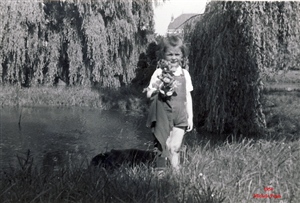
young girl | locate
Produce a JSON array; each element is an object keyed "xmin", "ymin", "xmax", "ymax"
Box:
[{"xmin": 146, "ymin": 35, "xmax": 193, "ymax": 170}]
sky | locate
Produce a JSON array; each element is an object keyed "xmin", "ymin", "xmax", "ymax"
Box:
[{"xmin": 153, "ymin": 0, "xmax": 209, "ymax": 35}]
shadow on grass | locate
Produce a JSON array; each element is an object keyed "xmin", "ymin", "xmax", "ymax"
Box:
[{"xmin": 0, "ymin": 149, "xmax": 226, "ymax": 203}]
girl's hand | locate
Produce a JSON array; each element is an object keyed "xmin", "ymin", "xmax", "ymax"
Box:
[
  {"xmin": 186, "ymin": 118, "xmax": 193, "ymax": 132},
  {"xmin": 146, "ymin": 88, "xmax": 157, "ymax": 98}
]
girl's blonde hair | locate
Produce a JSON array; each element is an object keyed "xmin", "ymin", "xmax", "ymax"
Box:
[{"xmin": 157, "ymin": 35, "xmax": 189, "ymax": 69}]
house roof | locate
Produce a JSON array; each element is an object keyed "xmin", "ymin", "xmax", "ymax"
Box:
[{"xmin": 167, "ymin": 13, "xmax": 199, "ymax": 30}]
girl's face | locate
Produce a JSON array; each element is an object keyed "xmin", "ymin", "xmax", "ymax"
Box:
[{"xmin": 165, "ymin": 46, "xmax": 183, "ymax": 69}]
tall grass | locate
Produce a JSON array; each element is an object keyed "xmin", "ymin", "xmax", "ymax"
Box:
[
  {"xmin": 1, "ymin": 137, "xmax": 299, "ymax": 203},
  {"xmin": 0, "ymin": 85, "xmax": 147, "ymax": 116},
  {"xmin": 0, "ymin": 86, "xmax": 102, "ymax": 108},
  {"xmin": 182, "ymin": 137, "xmax": 300, "ymax": 202},
  {"xmin": 0, "ymin": 150, "xmax": 225, "ymax": 203}
]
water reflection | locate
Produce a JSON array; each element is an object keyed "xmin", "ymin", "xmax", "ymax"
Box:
[{"xmin": 0, "ymin": 107, "xmax": 152, "ymax": 171}]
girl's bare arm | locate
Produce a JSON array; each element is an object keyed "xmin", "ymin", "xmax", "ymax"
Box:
[
  {"xmin": 186, "ymin": 91, "xmax": 193, "ymax": 132},
  {"xmin": 147, "ymin": 88, "xmax": 156, "ymax": 98}
]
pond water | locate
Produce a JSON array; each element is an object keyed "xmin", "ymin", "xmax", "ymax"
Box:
[{"xmin": 0, "ymin": 107, "xmax": 153, "ymax": 171}]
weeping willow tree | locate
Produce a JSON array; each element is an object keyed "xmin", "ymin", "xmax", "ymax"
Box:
[
  {"xmin": 186, "ymin": 1, "xmax": 300, "ymax": 137},
  {"xmin": 0, "ymin": 1, "xmax": 45, "ymax": 85},
  {"xmin": 246, "ymin": 1, "xmax": 300, "ymax": 77},
  {"xmin": 0, "ymin": 0, "xmax": 154, "ymax": 87}
]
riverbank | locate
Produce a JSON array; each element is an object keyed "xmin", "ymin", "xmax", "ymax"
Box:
[
  {"xmin": 0, "ymin": 85, "xmax": 147, "ymax": 116},
  {"xmin": 1, "ymin": 81, "xmax": 300, "ymax": 202},
  {"xmin": 0, "ymin": 86, "xmax": 101, "ymax": 108},
  {"xmin": 1, "ymin": 83, "xmax": 300, "ymax": 140}
]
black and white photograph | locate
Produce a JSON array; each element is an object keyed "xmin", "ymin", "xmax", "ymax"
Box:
[{"xmin": 0, "ymin": 0, "xmax": 299, "ymax": 202}]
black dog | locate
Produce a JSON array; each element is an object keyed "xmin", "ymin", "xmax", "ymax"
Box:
[{"xmin": 91, "ymin": 149, "xmax": 157, "ymax": 170}]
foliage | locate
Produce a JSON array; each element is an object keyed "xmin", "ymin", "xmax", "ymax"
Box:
[
  {"xmin": 131, "ymin": 37, "xmax": 161, "ymax": 90},
  {"xmin": 239, "ymin": 1, "xmax": 300, "ymax": 79},
  {"xmin": 187, "ymin": 2, "xmax": 263, "ymax": 137},
  {"xmin": 0, "ymin": 1, "xmax": 45, "ymax": 85},
  {"xmin": 0, "ymin": 0, "xmax": 155, "ymax": 88},
  {"xmin": 183, "ymin": 14, "xmax": 202, "ymax": 49},
  {"xmin": 185, "ymin": 1, "xmax": 300, "ymax": 137}
]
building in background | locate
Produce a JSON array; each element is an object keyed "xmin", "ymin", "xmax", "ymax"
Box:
[{"xmin": 167, "ymin": 13, "xmax": 200, "ymax": 35}]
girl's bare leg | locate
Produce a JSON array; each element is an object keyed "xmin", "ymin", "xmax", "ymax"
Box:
[{"xmin": 166, "ymin": 127, "xmax": 185, "ymax": 170}]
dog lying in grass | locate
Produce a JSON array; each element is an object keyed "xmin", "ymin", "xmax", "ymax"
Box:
[{"xmin": 91, "ymin": 149, "xmax": 157, "ymax": 170}]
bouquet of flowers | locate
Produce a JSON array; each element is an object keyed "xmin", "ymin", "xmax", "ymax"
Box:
[{"xmin": 153, "ymin": 59, "xmax": 179, "ymax": 97}]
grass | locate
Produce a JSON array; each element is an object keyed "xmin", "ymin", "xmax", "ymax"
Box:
[
  {"xmin": 264, "ymin": 70, "xmax": 300, "ymax": 92},
  {"xmin": 0, "ymin": 85, "xmax": 147, "ymax": 116},
  {"xmin": 263, "ymin": 92, "xmax": 300, "ymax": 140},
  {"xmin": 0, "ymin": 137, "xmax": 299, "ymax": 203},
  {"xmin": 1, "ymin": 70, "xmax": 300, "ymax": 202},
  {"xmin": 185, "ymin": 137, "xmax": 300, "ymax": 203},
  {"xmin": 0, "ymin": 86, "xmax": 102, "ymax": 108},
  {"xmin": 0, "ymin": 149, "xmax": 225, "ymax": 203},
  {"xmin": 260, "ymin": 70, "xmax": 300, "ymax": 142},
  {"xmin": 264, "ymin": 70, "xmax": 300, "ymax": 84}
]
